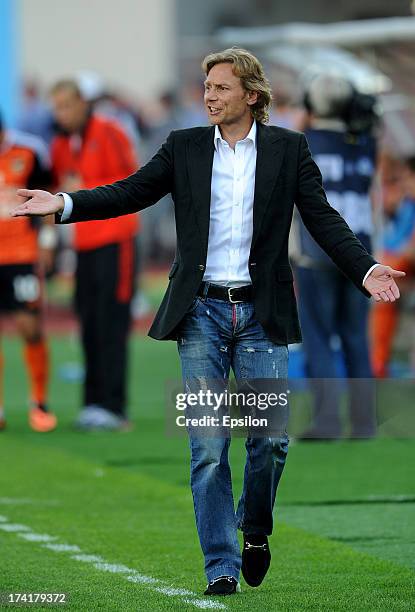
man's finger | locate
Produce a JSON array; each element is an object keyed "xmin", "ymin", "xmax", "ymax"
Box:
[
  {"xmin": 391, "ymin": 282, "xmax": 400, "ymax": 299},
  {"xmin": 386, "ymin": 289, "xmax": 396, "ymax": 302},
  {"xmin": 380, "ymin": 291, "xmax": 389, "ymax": 302},
  {"xmin": 16, "ymin": 188, "xmax": 36, "ymax": 198},
  {"xmin": 10, "ymin": 204, "xmax": 30, "ymax": 217},
  {"xmin": 388, "ymin": 268, "xmax": 406, "ymax": 278}
]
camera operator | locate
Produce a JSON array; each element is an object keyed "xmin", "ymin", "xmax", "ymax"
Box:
[{"xmin": 293, "ymin": 74, "xmax": 379, "ymax": 439}]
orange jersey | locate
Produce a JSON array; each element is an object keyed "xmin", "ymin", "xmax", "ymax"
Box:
[
  {"xmin": 51, "ymin": 115, "xmax": 140, "ymax": 251},
  {"xmin": 0, "ymin": 131, "xmax": 51, "ymax": 265}
]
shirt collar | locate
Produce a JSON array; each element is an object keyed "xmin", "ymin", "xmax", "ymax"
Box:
[{"xmin": 214, "ymin": 120, "xmax": 257, "ymax": 151}]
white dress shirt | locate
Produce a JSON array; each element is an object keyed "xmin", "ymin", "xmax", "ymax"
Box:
[
  {"xmin": 203, "ymin": 121, "xmax": 257, "ymax": 287},
  {"xmin": 58, "ymin": 120, "xmax": 377, "ymax": 287},
  {"xmin": 59, "ymin": 192, "xmax": 73, "ymax": 221}
]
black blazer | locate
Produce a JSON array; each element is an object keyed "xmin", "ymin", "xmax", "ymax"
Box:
[{"xmin": 64, "ymin": 123, "xmax": 376, "ymax": 344}]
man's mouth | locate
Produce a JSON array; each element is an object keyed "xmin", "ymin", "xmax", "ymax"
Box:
[{"xmin": 208, "ymin": 106, "xmax": 222, "ymax": 115}]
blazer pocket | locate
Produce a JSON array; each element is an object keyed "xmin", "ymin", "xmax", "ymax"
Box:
[
  {"xmin": 277, "ymin": 265, "xmax": 294, "ymax": 282},
  {"xmin": 168, "ymin": 261, "xmax": 179, "ymax": 279}
]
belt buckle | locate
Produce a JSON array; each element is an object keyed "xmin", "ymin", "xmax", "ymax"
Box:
[{"xmin": 228, "ymin": 287, "xmax": 242, "ymax": 304}]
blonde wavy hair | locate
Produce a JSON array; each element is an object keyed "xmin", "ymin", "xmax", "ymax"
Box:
[{"xmin": 202, "ymin": 48, "xmax": 272, "ymax": 124}]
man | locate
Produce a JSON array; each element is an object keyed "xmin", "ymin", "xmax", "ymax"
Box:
[
  {"xmin": 12, "ymin": 49, "xmax": 404, "ymax": 595},
  {"xmin": 292, "ymin": 74, "xmax": 378, "ymax": 438},
  {"xmin": 49, "ymin": 80, "xmax": 139, "ymax": 431},
  {"xmin": 0, "ymin": 113, "xmax": 57, "ymax": 432}
]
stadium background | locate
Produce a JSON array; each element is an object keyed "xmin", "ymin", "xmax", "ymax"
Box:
[{"xmin": 1, "ymin": 1, "xmax": 414, "ymax": 610}]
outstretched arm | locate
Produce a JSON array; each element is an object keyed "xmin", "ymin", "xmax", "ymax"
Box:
[{"xmin": 12, "ymin": 132, "xmax": 175, "ymax": 222}]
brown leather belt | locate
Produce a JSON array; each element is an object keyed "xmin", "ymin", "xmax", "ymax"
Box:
[{"xmin": 197, "ymin": 282, "xmax": 253, "ymax": 303}]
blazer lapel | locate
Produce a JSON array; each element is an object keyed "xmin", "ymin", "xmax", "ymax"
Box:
[
  {"xmin": 187, "ymin": 127, "xmax": 215, "ymax": 254},
  {"xmin": 251, "ymin": 124, "xmax": 287, "ymax": 250}
]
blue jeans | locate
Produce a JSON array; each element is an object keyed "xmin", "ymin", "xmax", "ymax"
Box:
[{"xmin": 177, "ymin": 292, "xmax": 289, "ymax": 582}]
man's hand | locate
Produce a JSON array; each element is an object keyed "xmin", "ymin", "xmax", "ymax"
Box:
[
  {"xmin": 11, "ymin": 190, "xmax": 64, "ymax": 217},
  {"xmin": 364, "ymin": 265, "xmax": 406, "ymax": 302}
]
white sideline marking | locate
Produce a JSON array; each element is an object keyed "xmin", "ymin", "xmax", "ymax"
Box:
[
  {"xmin": 126, "ymin": 574, "xmax": 160, "ymax": 585},
  {"xmin": 72, "ymin": 554, "xmax": 104, "ymax": 563},
  {"xmin": 94, "ymin": 562, "xmax": 136, "ymax": 574},
  {"xmin": 155, "ymin": 586, "xmax": 194, "ymax": 596},
  {"xmin": 19, "ymin": 533, "xmax": 57, "ymax": 542},
  {"xmin": 0, "ymin": 523, "xmax": 31, "ymax": 532},
  {"xmin": 43, "ymin": 543, "xmax": 81, "ymax": 553},
  {"xmin": 183, "ymin": 599, "xmax": 227, "ymax": 610},
  {"xmin": 3, "ymin": 518, "xmax": 228, "ymax": 611}
]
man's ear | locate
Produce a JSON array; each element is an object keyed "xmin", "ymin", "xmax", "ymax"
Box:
[{"xmin": 247, "ymin": 90, "xmax": 258, "ymax": 106}]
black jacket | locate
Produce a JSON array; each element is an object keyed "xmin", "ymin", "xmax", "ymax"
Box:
[{"xmin": 64, "ymin": 123, "xmax": 376, "ymax": 344}]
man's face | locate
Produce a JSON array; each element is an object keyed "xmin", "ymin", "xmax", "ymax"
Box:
[
  {"xmin": 204, "ymin": 63, "xmax": 257, "ymax": 127},
  {"xmin": 51, "ymin": 89, "xmax": 88, "ymax": 133}
]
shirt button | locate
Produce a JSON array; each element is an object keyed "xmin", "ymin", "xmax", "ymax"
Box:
[{"xmin": 198, "ymin": 264, "xmax": 205, "ymax": 270}]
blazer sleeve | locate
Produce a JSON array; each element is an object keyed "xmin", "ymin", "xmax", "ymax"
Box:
[
  {"xmin": 61, "ymin": 131, "xmax": 175, "ymax": 223},
  {"xmin": 295, "ymin": 133, "xmax": 377, "ymax": 295}
]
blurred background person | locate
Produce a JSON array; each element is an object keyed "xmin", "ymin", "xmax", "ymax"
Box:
[
  {"xmin": 75, "ymin": 71, "xmax": 151, "ymax": 318},
  {"xmin": 269, "ymin": 83, "xmax": 305, "ymax": 130},
  {"xmin": 177, "ymin": 80, "xmax": 206, "ymax": 128},
  {"xmin": 76, "ymin": 70, "xmax": 143, "ymax": 159},
  {"xmin": 49, "ymin": 80, "xmax": 140, "ymax": 431},
  {"xmin": 138, "ymin": 90, "xmax": 179, "ymax": 266},
  {"xmin": 292, "ymin": 74, "xmax": 378, "ymax": 439},
  {"xmin": 370, "ymin": 154, "xmax": 415, "ymax": 378},
  {"xmin": 0, "ymin": 112, "xmax": 57, "ymax": 432},
  {"xmin": 16, "ymin": 78, "xmax": 55, "ymax": 145}
]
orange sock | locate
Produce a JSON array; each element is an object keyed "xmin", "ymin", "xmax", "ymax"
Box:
[{"xmin": 24, "ymin": 339, "xmax": 49, "ymax": 406}]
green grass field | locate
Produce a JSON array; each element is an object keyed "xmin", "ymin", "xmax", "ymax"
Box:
[{"xmin": 0, "ymin": 334, "xmax": 414, "ymax": 611}]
